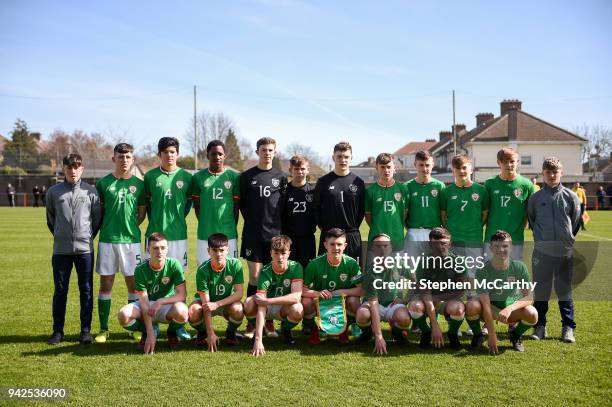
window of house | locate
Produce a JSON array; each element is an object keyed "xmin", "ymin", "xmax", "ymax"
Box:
[{"xmin": 521, "ymin": 155, "xmax": 532, "ymax": 166}]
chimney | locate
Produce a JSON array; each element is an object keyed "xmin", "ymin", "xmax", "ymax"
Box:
[
  {"xmin": 452, "ymin": 123, "xmax": 466, "ymax": 134},
  {"xmin": 31, "ymin": 132, "xmax": 41, "ymax": 141},
  {"xmin": 425, "ymin": 138, "xmax": 436, "ymax": 142},
  {"xmin": 439, "ymin": 131, "xmax": 452, "ymax": 142},
  {"xmin": 476, "ymin": 112, "xmax": 494, "ymax": 127},
  {"xmin": 500, "ymin": 99, "xmax": 522, "ymax": 116}
]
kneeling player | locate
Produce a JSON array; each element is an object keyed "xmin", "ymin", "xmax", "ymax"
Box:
[
  {"xmin": 188, "ymin": 233, "xmax": 244, "ymax": 352},
  {"xmin": 356, "ymin": 234, "xmax": 410, "ymax": 355},
  {"xmin": 465, "ymin": 230, "xmax": 538, "ymax": 353},
  {"xmin": 302, "ymin": 228, "xmax": 363, "ymax": 345},
  {"xmin": 246, "ymin": 235, "xmax": 304, "ymax": 356},
  {"xmin": 117, "ymin": 233, "xmax": 189, "ymax": 354},
  {"xmin": 408, "ymin": 227, "xmax": 467, "ymax": 350}
]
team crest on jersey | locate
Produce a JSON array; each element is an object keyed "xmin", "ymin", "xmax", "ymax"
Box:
[
  {"xmin": 431, "ymin": 189, "xmax": 438, "ymax": 197},
  {"xmin": 376, "ymin": 197, "xmax": 382, "ymax": 202},
  {"xmin": 394, "ymin": 192, "xmax": 402, "ymax": 201},
  {"xmin": 156, "ymin": 181, "xmax": 162, "ymax": 188},
  {"xmin": 494, "ymin": 190, "xmax": 500, "ymax": 194},
  {"xmin": 339, "ymin": 273, "xmax": 348, "ymax": 282},
  {"xmin": 110, "ymin": 186, "xmax": 116, "ymax": 192},
  {"xmin": 283, "ymin": 279, "xmax": 291, "ymax": 287},
  {"xmin": 161, "ymin": 277, "xmax": 170, "ymax": 285},
  {"xmin": 349, "ymin": 184, "xmax": 358, "ymax": 193},
  {"xmin": 271, "ymin": 178, "xmax": 280, "ymax": 188},
  {"xmin": 245, "ymin": 249, "xmax": 252, "ymax": 256},
  {"xmin": 471, "ymin": 193, "xmax": 480, "ymax": 202},
  {"xmin": 224, "ymin": 181, "xmax": 232, "ymax": 190},
  {"xmin": 514, "ymin": 188, "xmax": 523, "ymax": 198},
  {"xmin": 251, "ymin": 180, "xmax": 257, "ymax": 185},
  {"xmin": 176, "ymin": 180, "xmax": 184, "ymax": 189},
  {"xmin": 129, "ymin": 185, "xmax": 137, "ymax": 194},
  {"xmin": 224, "ymin": 275, "xmax": 233, "ymax": 284},
  {"xmin": 305, "ymin": 194, "xmax": 313, "ymax": 202},
  {"xmin": 288, "ymin": 197, "xmax": 294, "ymax": 202}
]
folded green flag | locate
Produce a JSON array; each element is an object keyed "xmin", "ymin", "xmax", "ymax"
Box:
[{"xmin": 317, "ymin": 295, "xmax": 347, "ymax": 336}]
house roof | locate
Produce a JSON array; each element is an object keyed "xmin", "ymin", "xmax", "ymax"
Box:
[
  {"xmin": 465, "ymin": 109, "xmax": 586, "ymax": 144},
  {"xmin": 393, "ymin": 141, "xmax": 436, "ymax": 156}
]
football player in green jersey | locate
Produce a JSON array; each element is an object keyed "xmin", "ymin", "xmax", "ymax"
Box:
[
  {"xmin": 94, "ymin": 143, "xmax": 147, "ymax": 344},
  {"xmin": 188, "ymin": 233, "xmax": 244, "ymax": 352},
  {"xmin": 484, "ymin": 148, "xmax": 535, "ymax": 260},
  {"xmin": 441, "ymin": 154, "xmax": 489, "ymax": 245},
  {"xmin": 408, "ymin": 227, "xmax": 468, "ymax": 350},
  {"xmin": 117, "ymin": 233, "xmax": 189, "ymax": 354},
  {"xmin": 246, "ymin": 235, "xmax": 304, "ymax": 356},
  {"xmin": 404, "ymin": 150, "xmax": 445, "ymax": 249},
  {"xmin": 192, "ymin": 140, "xmax": 240, "ymax": 265},
  {"xmin": 466, "ymin": 230, "xmax": 538, "ymax": 353},
  {"xmin": 302, "ymin": 228, "xmax": 363, "ymax": 345},
  {"xmin": 144, "ymin": 137, "xmax": 193, "ymax": 271},
  {"xmin": 365, "ymin": 153, "xmax": 408, "ymax": 248},
  {"xmin": 356, "ymin": 234, "xmax": 411, "ymax": 355},
  {"xmin": 144, "ymin": 137, "xmax": 193, "ymax": 341}
]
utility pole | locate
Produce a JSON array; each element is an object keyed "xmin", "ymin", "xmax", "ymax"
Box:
[
  {"xmin": 452, "ymin": 89, "xmax": 457, "ymax": 156},
  {"xmin": 194, "ymin": 85, "xmax": 198, "ymax": 171}
]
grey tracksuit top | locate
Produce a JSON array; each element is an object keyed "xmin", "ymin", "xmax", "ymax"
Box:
[
  {"xmin": 46, "ymin": 179, "xmax": 102, "ymax": 255},
  {"xmin": 527, "ymin": 182, "xmax": 581, "ymax": 255}
]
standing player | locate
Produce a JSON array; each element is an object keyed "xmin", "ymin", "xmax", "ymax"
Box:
[
  {"xmin": 466, "ymin": 230, "xmax": 538, "ymax": 353},
  {"xmin": 484, "ymin": 148, "xmax": 534, "ymax": 260},
  {"xmin": 144, "ymin": 137, "xmax": 193, "ymax": 340},
  {"xmin": 313, "ymin": 142, "xmax": 365, "ymax": 262},
  {"xmin": 365, "ymin": 153, "xmax": 408, "ymax": 249},
  {"xmin": 240, "ymin": 137, "xmax": 288, "ymax": 336},
  {"xmin": 117, "ymin": 233, "xmax": 189, "ymax": 354},
  {"xmin": 246, "ymin": 235, "xmax": 304, "ymax": 356},
  {"xmin": 94, "ymin": 143, "xmax": 147, "ymax": 344},
  {"xmin": 356, "ymin": 234, "xmax": 411, "ymax": 354},
  {"xmin": 188, "ymin": 233, "xmax": 244, "ymax": 352},
  {"xmin": 404, "ymin": 150, "xmax": 445, "ymax": 251},
  {"xmin": 408, "ymin": 227, "xmax": 468, "ymax": 350},
  {"xmin": 302, "ymin": 228, "xmax": 363, "ymax": 345},
  {"xmin": 282, "ymin": 154, "xmax": 316, "ymax": 270},
  {"xmin": 441, "ymin": 154, "xmax": 489, "ymax": 247},
  {"xmin": 192, "ymin": 140, "xmax": 240, "ymax": 264}
]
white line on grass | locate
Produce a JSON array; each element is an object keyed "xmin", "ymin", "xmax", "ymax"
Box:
[{"xmin": 579, "ymin": 232, "xmax": 612, "ymax": 241}]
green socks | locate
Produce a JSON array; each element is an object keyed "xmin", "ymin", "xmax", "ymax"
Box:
[
  {"xmin": 466, "ymin": 316, "xmax": 483, "ymax": 335},
  {"xmin": 98, "ymin": 295, "xmax": 111, "ymax": 331}
]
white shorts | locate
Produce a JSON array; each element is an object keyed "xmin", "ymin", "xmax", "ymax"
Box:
[
  {"xmin": 96, "ymin": 242, "xmax": 142, "ymax": 277},
  {"xmin": 197, "ymin": 239, "xmax": 239, "ymax": 266},
  {"xmin": 483, "ymin": 242, "xmax": 525, "ymax": 262},
  {"xmin": 266, "ymin": 304, "xmax": 283, "ymax": 320},
  {"xmin": 145, "ymin": 239, "xmax": 188, "ymax": 270},
  {"xmin": 131, "ymin": 300, "xmax": 178, "ymax": 323},
  {"xmin": 404, "ymin": 228, "xmax": 432, "ymax": 258},
  {"xmin": 377, "ymin": 303, "xmax": 405, "ymax": 322}
]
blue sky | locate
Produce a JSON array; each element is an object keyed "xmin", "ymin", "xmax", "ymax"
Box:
[{"xmin": 1, "ymin": 0, "xmax": 610, "ymax": 163}]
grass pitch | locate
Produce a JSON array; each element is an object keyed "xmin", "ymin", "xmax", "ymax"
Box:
[{"xmin": 0, "ymin": 208, "xmax": 610, "ymax": 406}]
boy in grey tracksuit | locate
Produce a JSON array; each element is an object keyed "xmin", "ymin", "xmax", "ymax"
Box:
[
  {"xmin": 527, "ymin": 157, "xmax": 581, "ymax": 343},
  {"xmin": 46, "ymin": 153, "xmax": 101, "ymax": 345}
]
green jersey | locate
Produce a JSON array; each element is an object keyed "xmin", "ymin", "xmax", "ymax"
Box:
[
  {"xmin": 476, "ymin": 259, "xmax": 531, "ymax": 308},
  {"xmin": 440, "ymin": 183, "xmax": 489, "ymax": 243},
  {"xmin": 195, "ymin": 257, "xmax": 244, "ymax": 302},
  {"xmin": 192, "ymin": 168, "xmax": 240, "ymax": 240},
  {"xmin": 134, "ymin": 258, "xmax": 186, "ymax": 301},
  {"xmin": 404, "ymin": 178, "xmax": 445, "ymax": 229},
  {"xmin": 484, "ymin": 175, "xmax": 534, "ymax": 242},
  {"xmin": 365, "ymin": 182, "xmax": 408, "ymax": 242},
  {"xmin": 362, "ymin": 264, "xmax": 405, "ymax": 306},
  {"xmin": 144, "ymin": 166, "xmax": 193, "ymax": 241},
  {"xmin": 304, "ymin": 254, "xmax": 362, "ymax": 292},
  {"xmin": 415, "ymin": 252, "xmax": 466, "ymax": 299},
  {"xmin": 96, "ymin": 174, "xmax": 146, "ymax": 244},
  {"xmin": 257, "ymin": 260, "xmax": 303, "ymax": 299}
]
